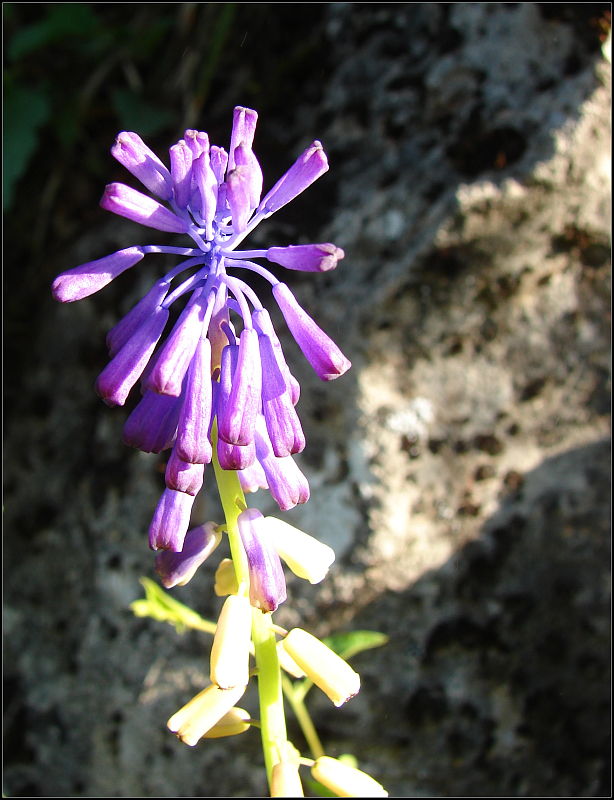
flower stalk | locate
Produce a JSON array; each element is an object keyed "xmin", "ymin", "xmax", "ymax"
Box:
[{"xmin": 251, "ymin": 606, "xmax": 287, "ymax": 788}]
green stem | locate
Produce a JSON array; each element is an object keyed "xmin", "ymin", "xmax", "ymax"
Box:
[
  {"xmin": 281, "ymin": 674, "xmax": 325, "ymax": 760},
  {"xmin": 252, "ymin": 609, "xmax": 287, "ymax": 787},
  {"xmin": 211, "ymin": 424, "xmax": 250, "ymax": 592},
  {"xmin": 211, "ymin": 424, "xmax": 287, "ymax": 791}
]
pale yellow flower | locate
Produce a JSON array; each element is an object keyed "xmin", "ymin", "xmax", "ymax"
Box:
[
  {"xmin": 264, "ymin": 515, "xmax": 335, "ymax": 584},
  {"xmin": 210, "ymin": 594, "xmax": 253, "ymax": 689},
  {"xmin": 311, "ymin": 756, "xmax": 388, "ymax": 797},
  {"xmin": 167, "ymin": 683, "xmax": 246, "ymax": 747},
  {"xmin": 281, "ymin": 628, "xmax": 360, "ymax": 706}
]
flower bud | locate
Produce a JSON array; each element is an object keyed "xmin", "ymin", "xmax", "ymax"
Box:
[
  {"xmin": 106, "ymin": 278, "xmax": 170, "ymax": 356},
  {"xmin": 280, "ymin": 628, "xmax": 360, "ymax": 707},
  {"xmin": 258, "ymin": 332, "xmax": 305, "ymax": 458},
  {"xmin": 259, "ymin": 141, "xmax": 328, "ymax": 214},
  {"xmin": 238, "ymin": 459, "xmax": 268, "ymax": 494},
  {"xmin": 155, "ymin": 522, "xmax": 222, "ymax": 588},
  {"xmin": 111, "ymin": 131, "xmax": 173, "ymax": 200},
  {"xmin": 226, "ymin": 165, "xmax": 253, "ymax": 233},
  {"xmin": 217, "ymin": 328, "xmax": 262, "ymax": 447},
  {"xmin": 311, "ymin": 757, "xmax": 388, "ymax": 798},
  {"xmin": 175, "ymin": 337, "xmax": 214, "ymax": 464},
  {"xmin": 123, "ymin": 389, "xmax": 181, "ymax": 453},
  {"xmin": 276, "ymin": 641, "xmax": 306, "ymax": 679},
  {"xmin": 165, "ymin": 448, "xmax": 205, "ymax": 496},
  {"xmin": 146, "ymin": 291, "xmax": 207, "ymax": 397},
  {"xmin": 100, "ymin": 182, "xmax": 187, "ymax": 233},
  {"xmin": 192, "ymin": 151, "xmax": 218, "ymax": 236},
  {"xmin": 96, "ymin": 305, "xmax": 169, "ymax": 407},
  {"xmin": 265, "ymin": 516, "xmax": 335, "ymax": 584},
  {"xmin": 148, "ymin": 488, "xmax": 195, "ymax": 552},
  {"xmin": 254, "ymin": 418, "xmax": 310, "ymax": 511},
  {"xmin": 237, "ymin": 508, "xmax": 287, "ymax": 612},
  {"xmin": 266, "ymin": 243, "xmax": 344, "ymax": 272},
  {"xmin": 52, "ymin": 247, "xmax": 145, "ymax": 303},
  {"xmin": 233, "ymin": 142, "xmax": 263, "ymax": 210},
  {"xmin": 271, "ymin": 742, "xmax": 304, "ymax": 797},
  {"xmin": 214, "ymin": 558, "xmax": 239, "ymax": 597},
  {"xmin": 169, "ymin": 140, "xmax": 193, "ymax": 210},
  {"xmin": 167, "ymin": 683, "xmax": 246, "ymax": 747},
  {"xmin": 272, "ymin": 282, "xmax": 350, "ymax": 381},
  {"xmin": 210, "ymin": 594, "xmax": 253, "ymax": 689},
  {"xmin": 228, "ymin": 106, "xmax": 258, "ymax": 171},
  {"xmin": 202, "ymin": 706, "xmax": 251, "ymax": 739}
]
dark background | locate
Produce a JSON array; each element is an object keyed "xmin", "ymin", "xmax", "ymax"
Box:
[{"xmin": 4, "ymin": 3, "xmax": 611, "ymax": 798}]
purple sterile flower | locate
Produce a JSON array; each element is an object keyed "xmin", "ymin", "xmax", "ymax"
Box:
[
  {"xmin": 149, "ymin": 488, "xmax": 195, "ymax": 552},
  {"xmin": 52, "ymin": 247, "xmax": 145, "ymax": 303},
  {"xmin": 96, "ymin": 305, "xmax": 170, "ymax": 407},
  {"xmin": 111, "ymin": 132, "xmax": 173, "ymax": 201},
  {"xmin": 123, "ymin": 389, "xmax": 182, "ymax": 453},
  {"xmin": 237, "ymin": 508, "xmax": 287, "ymax": 612},
  {"xmin": 165, "ymin": 448, "xmax": 205, "ymax": 496},
  {"xmin": 155, "ymin": 522, "xmax": 222, "ymax": 588},
  {"xmin": 145, "ymin": 289, "xmax": 211, "ymax": 397},
  {"xmin": 174, "ymin": 337, "xmax": 214, "ymax": 464},
  {"xmin": 217, "ymin": 328, "xmax": 262, "ymax": 447},
  {"xmin": 266, "ymin": 244, "xmax": 344, "ymax": 273},
  {"xmin": 272, "ymin": 282, "xmax": 351, "ymax": 381},
  {"xmin": 51, "ymin": 106, "xmax": 349, "ymax": 556},
  {"xmin": 254, "ymin": 416, "xmax": 310, "ymax": 511}
]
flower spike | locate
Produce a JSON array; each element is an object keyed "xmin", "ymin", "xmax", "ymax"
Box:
[{"xmin": 52, "ymin": 106, "xmax": 348, "ymax": 585}]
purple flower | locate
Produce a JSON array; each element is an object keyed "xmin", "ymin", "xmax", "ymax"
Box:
[
  {"xmin": 51, "ymin": 106, "xmax": 349, "ymax": 554},
  {"xmin": 237, "ymin": 508, "xmax": 287, "ymax": 612},
  {"xmin": 155, "ymin": 522, "xmax": 222, "ymax": 588}
]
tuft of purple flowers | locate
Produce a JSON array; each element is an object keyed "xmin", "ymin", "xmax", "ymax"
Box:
[{"xmin": 52, "ymin": 107, "xmax": 350, "ymax": 556}]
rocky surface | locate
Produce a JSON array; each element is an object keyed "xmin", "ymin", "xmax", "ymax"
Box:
[{"xmin": 4, "ymin": 4, "xmax": 611, "ymax": 797}]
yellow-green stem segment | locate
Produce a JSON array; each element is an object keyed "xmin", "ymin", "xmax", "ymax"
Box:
[
  {"xmin": 211, "ymin": 424, "xmax": 250, "ymax": 593},
  {"xmin": 252, "ymin": 608, "xmax": 287, "ymax": 786},
  {"xmin": 281, "ymin": 674, "xmax": 325, "ymax": 760}
]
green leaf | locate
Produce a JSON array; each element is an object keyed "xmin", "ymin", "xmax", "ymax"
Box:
[
  {"xmin": 322, "ymin": 630, "xmax": 389, "ymax": 662},
  {"xmin": 111, "ymin": 89, "xmax": 174, "ymax": 138},
  {"xmin": 130, "ymin": 577, "xmax": 216, "ymax": 636},
  {"xmin": 3, "ymin": 82, "xmax": 50, "ymax": 210}
]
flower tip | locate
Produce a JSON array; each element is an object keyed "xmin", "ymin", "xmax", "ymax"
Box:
[
  {"xmin": 51, "ymin": 275, "xmax": 73, "ymax": 303},
  {"xmin": 321, "ymin": 353, "xmax": 352, "ymax": 381}
]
